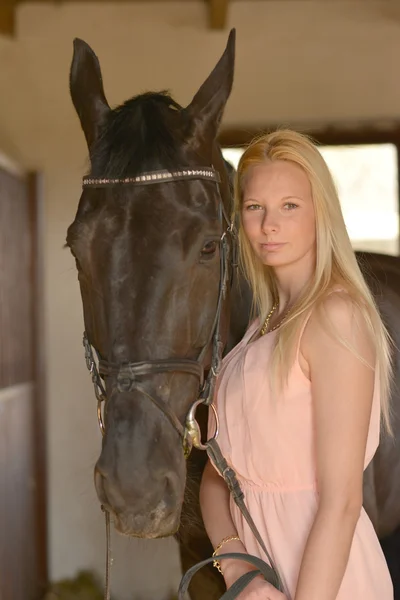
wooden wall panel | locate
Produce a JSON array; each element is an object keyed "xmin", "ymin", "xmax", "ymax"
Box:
[
  {"xmin": 0, "ymin": 168, "xmax": 32, "ymax": 388},
  {"xmin": 0, "ymin": 384, "xmax": 38, "ymax": 600},
  {"xmin": 0, "ymin": 165, "xmax": 45, "ymax": 600}
]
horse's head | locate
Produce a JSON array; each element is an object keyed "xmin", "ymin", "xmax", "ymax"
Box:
[{"xmin": 67, "ymin": 33, "xmax": 235, "ymax": 538}]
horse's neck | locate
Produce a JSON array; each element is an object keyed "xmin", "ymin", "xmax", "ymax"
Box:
[
  {"xmin": 214, "ymin": 150, "xmax": 253, "ymax": 352},
  {"xmin": 220, "ymin": 162, "xmax": 253, "ymax": 353},
  {"xmin": 226, "ymin": 270, "xmax": 253, "ymax": 354}
]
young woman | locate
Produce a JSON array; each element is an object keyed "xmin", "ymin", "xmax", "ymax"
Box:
[{"xmin": 200, "ymin": 130, "xmax": 394, "ymax": 600}]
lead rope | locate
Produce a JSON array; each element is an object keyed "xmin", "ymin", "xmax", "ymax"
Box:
[
  {"xmin": 176, "ymin": 436, "xmax": 285, "ymax": 600},
  {"xmin": 98, "ymin": 396, "xmax": 112, "ymax": 600},
  {"xmin": 206, "ymin": 438, "xmax": 284, "ymax": 592},
  {"xmin": 181, "ymin": 237, "xmax": 285, "ymax": 595},
  {"xmin": 103, "ymin": 508, "xmax": 112, "ymax": 600}
]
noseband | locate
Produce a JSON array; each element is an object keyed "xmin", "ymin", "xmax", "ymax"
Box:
[{"xmin": 82, "ymin": 166, "xmax": 234, "ymax": 457}]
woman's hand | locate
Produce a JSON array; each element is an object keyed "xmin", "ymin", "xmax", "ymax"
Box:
[
  {"xmin": 222, "ymin": 556, "xmax": 288, "ymax": 600},
  {"xmin": 236, "ymin": 577, "xmax": 289, "ymax": 600}
]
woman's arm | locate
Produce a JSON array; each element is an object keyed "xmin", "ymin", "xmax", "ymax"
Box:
[
  {"xmin": 294, "ymin": 292, "xmax": 376, "ymax": 600},
  {"xmin": 201, "ymin": 460, "xmax": 289, "ymax": 600},
  {"xmin": 200, "ymin": 459, "xmax": 257, "ymax": 587}
]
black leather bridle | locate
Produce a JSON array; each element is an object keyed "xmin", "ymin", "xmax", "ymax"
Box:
[{"xmin": 81, "ymin": 166, "xmax": 234, "ymax": 457}]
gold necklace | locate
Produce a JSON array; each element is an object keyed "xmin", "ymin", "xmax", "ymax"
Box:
[
  {"xmin": 260, "ymin": 302, "xmax": 291, "ymax": 336},
  {"xmin": 260, "ymin": 302, "xmax": 278, "ymax": 336}
]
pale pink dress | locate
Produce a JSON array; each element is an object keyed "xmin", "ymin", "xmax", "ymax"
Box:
[{"xmin": 209, "ymin": 310, "xmax": 393, "ymax": 599}]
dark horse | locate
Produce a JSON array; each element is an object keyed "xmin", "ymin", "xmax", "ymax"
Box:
[{"xmin": 67, "ymin": 32, "xmax": 400, "ymax": 599}]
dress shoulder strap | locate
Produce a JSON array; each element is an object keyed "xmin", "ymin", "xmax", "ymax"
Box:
[{"xmin": 294, "ymin": 286, "xmax": 349, "ymax": 362}]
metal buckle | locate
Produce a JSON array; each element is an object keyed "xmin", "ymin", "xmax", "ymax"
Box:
[
  {"xmin": 184, "ymin": 400, "xmax": 219, "ymax": 452},
  {"xmin": 97, "ymin": 397, "xmax": 106, "ymax": 437},
  {"xmin": 83, "ymin": 333, "xmax": 107, "ymax": 435},
  {"xmin": 83, "ymin": 333, "xmax": 94, "ymax": 372}
]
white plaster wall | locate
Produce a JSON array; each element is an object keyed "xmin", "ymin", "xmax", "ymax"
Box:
[{"xmin": 0, "ymin": 2, "xmax": 399, "ymax": 598}]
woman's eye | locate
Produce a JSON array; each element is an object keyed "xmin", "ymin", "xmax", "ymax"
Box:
[
  {"xmin": 284, "ymin": 202, "xmax": 298, "ymax": 210},
  {"xmin": 245, "ymin": 204, "xmax": 262, "ymax": 211},
  {"xmin": 201, "ymin": 241, "xmax": 218, "ymax": 257}
]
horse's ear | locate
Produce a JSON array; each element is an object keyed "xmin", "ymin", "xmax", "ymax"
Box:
[
  {"xmin": 69, "ymin": 38, "xmax": 110, "ymax": 150},
  {"xmin": 186, "ymin": 29, "xmax": 235, "ymax": 146}
]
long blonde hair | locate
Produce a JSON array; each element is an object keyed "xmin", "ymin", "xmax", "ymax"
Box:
[{"xmin": 233, "ymin": 129, "xmax": 393, "ymax": 433}]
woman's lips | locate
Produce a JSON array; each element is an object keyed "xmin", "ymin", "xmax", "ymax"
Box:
[{"xmin": 260, "ymin": 242, "xmax": 286, "ymax": 251}]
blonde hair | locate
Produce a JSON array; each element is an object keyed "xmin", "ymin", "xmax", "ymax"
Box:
[{"xmin": 233, "ymin": 129, "xmax": 393, "ymax": 433}]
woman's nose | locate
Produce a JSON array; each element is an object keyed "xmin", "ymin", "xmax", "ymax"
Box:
[{"xmin": 261, "ymin": 212, "xmax": 279, "ymax": 234}]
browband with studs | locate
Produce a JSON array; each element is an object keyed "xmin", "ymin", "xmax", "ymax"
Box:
[{"xmin": 82, "ymin": 167, "xmax": 221, "ymax": 188}]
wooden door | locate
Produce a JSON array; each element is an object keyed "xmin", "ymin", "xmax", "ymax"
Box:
[{"xmin": 0, "ymin": 160, "xmax": 47, "ymax": 600}]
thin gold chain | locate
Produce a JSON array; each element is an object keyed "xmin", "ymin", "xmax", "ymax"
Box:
[
  {"xmin": 260, "ymin": 302, "xmax": 292, "ymax": 336},
  {"xmin": 260, "ymin": 302, "xmax": 278, "ymax": 336}
]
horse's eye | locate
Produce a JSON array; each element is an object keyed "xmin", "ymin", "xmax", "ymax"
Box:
[{"xmin": 201, "ymin": 241, "xmax": 218, "ymax": 257}]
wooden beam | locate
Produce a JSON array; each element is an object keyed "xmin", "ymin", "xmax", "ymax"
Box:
[
  {"xmin": 209, "ymin": 0, "xmax": 229, "ymax": 30},
  {"xmin": 0, "ymin": 5, "xmax": 15, "ymax": 36},
  {"xmin": 219, "ymin": 123, "xmax": 400, "ymax": 147}
]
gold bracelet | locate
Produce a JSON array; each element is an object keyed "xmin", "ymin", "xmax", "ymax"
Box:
[{"xmin": 212, "ymin": 535, "xmax": 240, "ymax": 575}]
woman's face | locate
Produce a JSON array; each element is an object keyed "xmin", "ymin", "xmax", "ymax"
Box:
[{"xmin": 241, "ymin": 160, "xmax": 316, "ymax": 270}]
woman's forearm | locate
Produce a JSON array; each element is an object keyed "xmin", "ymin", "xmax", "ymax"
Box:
[
  {"xmin": 200, "ymin": 459, "xmax": 258, "ymax": 587},
  {"xmin": 294, "ymin": 504, "xmax": 361, "ymax": 600}
]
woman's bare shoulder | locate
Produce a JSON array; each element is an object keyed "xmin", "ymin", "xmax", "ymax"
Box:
[{"xmin": 302, "ymin": 286, "xmax": 373, "ymax": 363}]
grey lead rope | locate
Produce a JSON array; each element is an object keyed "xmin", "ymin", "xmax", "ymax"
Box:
[
  {"xmin": 102, "ymin": 508, "xmax": 112, "ymax": 600},
  {"xmin": 178, "ymin": 552, "xmax": 280, "ymax": 600},
  {"xmin": 205, "ymin": 438, "xmax": 285, "ymax": 593}
]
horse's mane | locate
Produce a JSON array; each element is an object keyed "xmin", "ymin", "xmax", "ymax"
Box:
[{"xmin": 90, "ymin": 91, "xmax": 191, "ymax": 178}]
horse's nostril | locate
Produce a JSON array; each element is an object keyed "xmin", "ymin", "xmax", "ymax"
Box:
[
  {"xmin": 94, "ymin": 465, "xmax": 110, "ymax": 506},
  {"xmin": 95, "ymin": 461, "xmax": 109, "ymax": 479},
  {"xmin": 165, "ymin": 475, "xmax": 173, "ymax": 499},
  {"xmin": 164, "ymin": 473, "xmax": 180, "ymax": 506}
]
